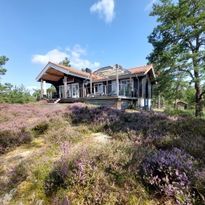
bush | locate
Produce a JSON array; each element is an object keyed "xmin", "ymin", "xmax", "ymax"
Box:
[
  {"xmin": 9, "ymin": 162, "xmax": 28, "ymax": 188},
  {"xmin": 164, "ymin": 108, "xmax": 194, "ymax": 118},
  {"xmin": 0, "ymin": 129, "xmax": 32, "ymax": 154},
  {"xmin": 44, "ymin": 142, "xmax": 70, "ymax": 196},
  {"xmin": 0, "ymin": 85, "xmax": 36, "ymax": 104},
  {"xmin": 32, "ymin": 122, "xmax": 49, "ymax": 135},
  {"xmin": 194, "ymin": 170, "xmax": 205, "ymax": 204},
  {"xmin": 70, "ymin": 105, "xmax": 122, "ymax": 129},
  {"xmin": 139, "ymin": 148, "xmax": 195, "ymax": 205},
  {"xmin": 44, "ymin": 168, "xmax": 67, "ymax": 196}
]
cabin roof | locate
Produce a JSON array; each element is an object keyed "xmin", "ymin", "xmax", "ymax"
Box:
[
  {"xmin": 49, "ymin": 62, "xmax": 91, "ymax": 78},
  {"xmin": 36, "ymin": 62, "xmax": 155, "ymax": 82},
  {"xmin": 128, "ymin": 64, "xmax": 154, "ymax": 75}
]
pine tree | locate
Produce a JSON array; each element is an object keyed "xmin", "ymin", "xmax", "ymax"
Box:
[{"xmin": 148, "ymin": 0, "xmax": 205, "ymax": 116}]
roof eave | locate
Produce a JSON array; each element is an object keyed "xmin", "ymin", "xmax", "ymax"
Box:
[{"xmin": 36, "ymin": 62, "xmax": 90, "ymax": 82}]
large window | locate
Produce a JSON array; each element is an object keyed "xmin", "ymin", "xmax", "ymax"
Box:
[
  {"xmin": 111, "ymin": 81, "xmax": 117, "ymax": 94},
  {"xmin": 119, "ymin": 79, "xmax": 133, "ymax": 97},
  {"xmin": 94, "ymin": 83, "xmax": 104, "ymax": 95}
]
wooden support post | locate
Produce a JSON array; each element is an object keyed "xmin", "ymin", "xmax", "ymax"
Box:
[
  {"xmin": 130, "ymin": 76, "xmax": 132, "ymax": 97},
  {"xmin": 41, "ymin": 79, "xmax": 47, "ymax": 99},
  {"xmin": 63, "ymin": 76, "xmax": 67, "ymax": 98},
  {"xmin": 140, "ymin": 77, "xmax": 146, "ymax": 108},
  {"xmin": 148, "ymin": 78, "xmax": 152, "ymax": 110},
  {"xmin": 82, "ymin": 83, "xmax": 85, "ymax": 98},
  {"xmin": 90, "ymin": 74, "xmax": 92, "ymax": 95},
  {"xmin": 116, "ymin": 64, "xmax": 119, "ymax": 97},
  {"xmin": 40, "ymin": 79, "xmax": 44, "ymax": 99},
  {"xmin": 137, "ymin": 76, "xmax": 140, "ymax": 98},
  {"xmin": 94, "ymin": 83, "xmax": 96, "ymax": 95},
  {"xmin": 106, "ymin": 80, "xmax": 108, "ymax": 95},
  {"xmin": 116, "ymin": 98, "xmax": 122, "ymax": 110}
]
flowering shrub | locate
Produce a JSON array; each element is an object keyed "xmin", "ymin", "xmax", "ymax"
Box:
[
  {"xmin": 0, "ymin": 129, "xmax": 32, "ymax": 154},
  {"xmin": 69, "ymin": 105, "xmax": 122, "ymax": 129},
  {"xmin": 140, "ymin": 148, "xmax": 194, "ymax": 205},
  {"xmin": 0, "ymin": 103, "xmax": 65, "ymax": 132},
  {"xmin": 44, "ymin": 142, "xmax": 70, "ymax": 196},
  {"xmin": 68, "ymin": 104, "xmax": 205, "ymax": 163},
  {"xmin": 0, "ymin": 103, "xmax": 67, "ymax": 154},
  {"xmin": 194, "ymin": 169, "xmax": 205, "ymax": 203},
  {"xmin": 44, "ymin": 168, "xmax": 67, "ymax": 196},
  {"xmin": 44, "ymin": 141, "xmax": 134, "ymax": 204},
  {"xmin": 44, "ymin": 144, "xmax": 91, "ymax": 196}
]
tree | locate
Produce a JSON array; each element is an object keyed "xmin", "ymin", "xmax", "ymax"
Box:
[
  {"xmin": 47, "ymin": 85, "xmax": 56, "ymax": 98},
  {"xmin": 32, "ymin": 89, "xmax": 41, "ymax": 100},
  {"xmin": 148, "ymin": 0, "xmax": 205, "ymax": 116},
  {"xmin": 0, "ymin": 56, "xmax": 9, "ymax": 76},
  {"xmin": 59, "ymin": 57, "xmax": 71, "ymax": 67},
  {"xmin": 0, "ymin": 56, "xmax": 36, "ymax": 103}
]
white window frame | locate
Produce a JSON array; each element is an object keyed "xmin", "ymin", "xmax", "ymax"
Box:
[
  {"xmin": 119, "ymin": 79, "xmax": 134, "ymax": 96},
  {"xmin": 94, "ymin": 83, "xmax": 104, "ymax": 95},
  {"xmin": 71, "ymin": 83, "xmax": 79, "ymax": 98}
]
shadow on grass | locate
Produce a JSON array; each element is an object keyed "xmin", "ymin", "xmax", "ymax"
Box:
[{"xmin": 68, "ymin": 105, "xmax": 205, "ymax": 163}]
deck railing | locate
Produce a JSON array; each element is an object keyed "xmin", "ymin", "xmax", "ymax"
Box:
[{"xmin": 58, "ymin": 83, "xmax": 139, "ymax": 99}]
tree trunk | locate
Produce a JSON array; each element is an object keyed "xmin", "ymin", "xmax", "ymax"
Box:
[
  {"xmin": 195, "ymin": 82, "xmax": 203, "ymax": 117},
  {"xmin": 193, "ymin": 55, "xmax": 203, "ymax": 117}
]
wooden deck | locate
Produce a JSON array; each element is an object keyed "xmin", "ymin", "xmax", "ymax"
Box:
[
  {"xmin": 59, "ymin": 96, "xmax": 138, "ymax": 102},
  {"xmin": 59, "ymin": 96, "xmax": 139, "ymax": 109}
]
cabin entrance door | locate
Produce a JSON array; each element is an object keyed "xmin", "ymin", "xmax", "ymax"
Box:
[{"xmin": 72, "ymin": 83, "xmax": 79, "ymax": 98}]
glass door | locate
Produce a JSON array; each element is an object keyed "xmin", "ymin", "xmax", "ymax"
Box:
[{"xmin": 72, "ymin": 83, "xmax": 79, "ymax": 98}]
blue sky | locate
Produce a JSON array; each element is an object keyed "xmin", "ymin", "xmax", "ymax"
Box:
[{"xmin": 0, "ymin": 0, "xmax": 157, "ymax": 91}]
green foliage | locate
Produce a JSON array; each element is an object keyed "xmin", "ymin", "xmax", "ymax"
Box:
[
  {"xmin": 32, "ymin": 122, "xmax": 49, "ymax": 136},
  {"xmin": 0, "ymin": 55, "xmax": 9, "ymax": 76},
  {"xmin": 0, "ymin": 56, "xmax": 36, "ymax": 104},
  {"xmin": 32, "ymin": 89, "xmax": 41, "ymax": 100},
  {"xmin": 9, "ymin": 162, "xmax": 28, "ymax": 188},
  {"xmin": 148, "ymin": 0, "xmax": 205, "ymax": 116},
  {"xmin": 44, "ymin": 169, "xmax": 67, "ymax": 196},
  {"xmin": 164, "ymin": 108, "xmax": 194, "ymax": 117},
  {"xmin": 47, "ymin": 85, "xmax": 56, "ymax": 94},
  {"xmin": 44, "ymin": 141, "xmax": 154, "ymax": 204},
  {"xmin": 59, "ymin": 57, "xmax": 71, "ymax": 67},
  {"xmin": 0, "ymin": 129, "xmax": 33, "ymax": 154},
  {"xmin": 0, "ymin": 85, "xmax": 36, "ymax": 104}
]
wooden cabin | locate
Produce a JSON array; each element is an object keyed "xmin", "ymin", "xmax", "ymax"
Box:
[
  {"xmin": 174, "ymin": 100, "xmax": 188, "ymax": 110},
  {"xmin": 36, "ymin": 62, "xmax": 156, "ymax": 110}
]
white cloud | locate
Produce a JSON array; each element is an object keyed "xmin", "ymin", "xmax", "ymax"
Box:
[
  {"xmin": 32, "ymin": 49, "xmax": 67, "ymax": 65},
  {"xmin": 32, "ymin": 45, "xmax": 100, "ymax": 69},
  {"xmin": 90, "ymin": 0, "xmax": 115, "ymax": 23},
  {"xmin": 145, "ymin": 0, "xmax": 157, "ymax": 11}
]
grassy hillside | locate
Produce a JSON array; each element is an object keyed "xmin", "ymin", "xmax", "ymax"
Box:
[{"xmin": 0, "ymin": 103, "xmax": 204, "ymax": 205}]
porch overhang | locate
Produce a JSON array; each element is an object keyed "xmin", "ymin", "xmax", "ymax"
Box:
[{"xmin": 36, "ymin": 62, "xmax": 90, "ymax": 82}]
